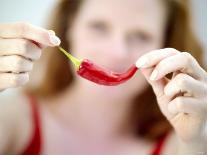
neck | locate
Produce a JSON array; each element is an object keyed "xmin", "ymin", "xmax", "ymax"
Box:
[{"xmin": 51, "ymin": 81, "xmax": 135, "ymax": 139}]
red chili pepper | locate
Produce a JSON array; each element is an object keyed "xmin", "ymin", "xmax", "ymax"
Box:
[{"xmin": 58, "ymin": 47, "xmax": 138, "ymax": 86}]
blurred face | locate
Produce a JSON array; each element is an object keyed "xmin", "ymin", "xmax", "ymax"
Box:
[{"xmin": 67, "ymin": 0, "xmax": 167, "ymax": 99}]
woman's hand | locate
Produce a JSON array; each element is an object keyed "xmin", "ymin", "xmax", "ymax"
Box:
[
  {"xmin": 0, "ymin": 22, "xmax": 61, "ymax": 91},
  {"xmin": 136, "ymin": 48, "xmax": 207, "ymax": 153}
]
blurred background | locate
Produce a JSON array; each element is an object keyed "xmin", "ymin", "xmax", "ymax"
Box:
[{"xmin": 0, "ymin": 0, "xmax": 207, "ymax": 97}]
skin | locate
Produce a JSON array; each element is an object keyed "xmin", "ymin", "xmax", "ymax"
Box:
[
  {"xmin": 0, "ymin": 0, "xmax": 206, "ymax": 154},
  {"xmin": 68, "ymin": 0, "xmax": 166, "ymax": 100}
]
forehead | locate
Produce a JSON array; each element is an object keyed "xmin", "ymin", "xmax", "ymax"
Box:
[
  {"xmin": 81, "ymin": 0, "xmax": 165, "ymax": 14},
  {"xmin": 78, "ymin": 0, "xmax": 167, "ymax": 31}
]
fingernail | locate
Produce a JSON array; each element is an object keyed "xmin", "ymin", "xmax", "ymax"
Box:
[
  {"xmin": 49, "ymin": 34, "xmax": 61, "ymax": 46},
  {"xmin": 136, "ymin": 57, "xmax": 148, "ymax": 68},
  {"xmin": 48, "ymin": 30, "xmax": 56, "ymax": 35},
  {"xmin": 150, "ymin": 69, "xmax": 158, "ymax": 81}
]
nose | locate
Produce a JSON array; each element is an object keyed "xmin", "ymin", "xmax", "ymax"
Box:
[
  {"xmin": 98, "ymin": 33, "xmax": 131, "ymax": 71},
  {"xmin": 106, "ymin": 33, "xmax": 128, "ymax": 60}
]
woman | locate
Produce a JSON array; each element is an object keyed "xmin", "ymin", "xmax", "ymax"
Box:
[{"xmin": 0, "ymin": 0, "xmax": 206, "ymax": 154}]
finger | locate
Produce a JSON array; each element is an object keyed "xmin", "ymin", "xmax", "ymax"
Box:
[
  {"xmin": 164, "ymin": 73, "xmax": 207, "ymax": 99},
  {"xmin": 0, "ymin": 73, "xmax": 29, "ymax": 90},
  {"xmin": 172, "ymin": 71, "xmax": 181, "ymax": 78},
  {"xmin": 141, "ymin": 67, "xmax": 176, "ymax": 120},
  {"xmin": 0, "ymin": 22, "xmax": 61, "ymax": 47},
  {"xmin": 0, "ymin": 38, "xmax": 41, "ymax": 61},
  {"xmin": 168, "ymin": 97, "xmax": 204, "ymax": 116},
  {"xmin": 150, "ymin": 52, "xmax": 207, "ymax": 81},
  {"xmin": 0, "ymin": 55, "xmax": 33, "ymax": 73},
  {"xmin": 140, "ymin": 67, "xmax": 169, "ymax": 98},
  {"xmin": 136, "ymin": 48, "xmax": 179, "ymax": 68}
]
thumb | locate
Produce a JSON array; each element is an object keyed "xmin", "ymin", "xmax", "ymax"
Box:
[{"xmin": 140, "ymin": 67, "xmax": 168, "ymax": 99}]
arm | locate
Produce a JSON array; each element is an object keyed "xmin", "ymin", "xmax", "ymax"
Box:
[
  {"xmin": 0, "ymin": 22, "xmax": 60, "ymax": 154},
  {"xmin": 0, "ymin": 92, "xmax": 32, "ymax": 154},
  {"xmin": 136, "ymin": 48, "xmax": 207, "ymax": 155},
  {"xmin": 162, "ymin": 132, "xmax": 207, "ymax": 155},
  {"xmin": 177, "ymin": 137, "xmax": 207, "ymax": 155},
  {"xmin": 0, "ymin": 118, "xmax": 13, "ymax": 154}
]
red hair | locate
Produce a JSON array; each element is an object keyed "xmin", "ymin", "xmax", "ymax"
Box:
[{"xmin": 26, "ymin": 0, "xmax": 204, "ymax": 141}]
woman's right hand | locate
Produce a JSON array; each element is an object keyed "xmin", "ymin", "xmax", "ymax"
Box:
[{"xmin": 0, "ymin": 22, "xmax": 61, "ymax": 91}]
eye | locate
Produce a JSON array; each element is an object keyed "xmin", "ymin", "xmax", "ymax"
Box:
[
  {"xmin": 127, "ymin": 31, "xmax": 152, "ymax": 45},
  {"xmin": 87, "ymin": 21, "xmax": 109, "ymax": 36}
]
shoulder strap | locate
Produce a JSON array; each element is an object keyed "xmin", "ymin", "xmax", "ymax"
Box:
[
  {"xmin": 151, "ymin": 133, "xmax": 168, "ymax": 155},
  {"xmin": 21, "ymin": 93, "xmax": 41, "ymax": 155}
]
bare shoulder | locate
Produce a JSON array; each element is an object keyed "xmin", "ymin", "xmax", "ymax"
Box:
[
  {"xmin": 161, "ymin": 132, "xmax": 178, "ymax": 155},
  {"xmin": 0, "ymin": 89, "xmax": 33, "ymax": 154}
]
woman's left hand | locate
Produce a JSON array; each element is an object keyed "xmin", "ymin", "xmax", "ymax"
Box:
[{"xmin": 136, "ymin": 48, "xmax": 207, "ymax": 144}]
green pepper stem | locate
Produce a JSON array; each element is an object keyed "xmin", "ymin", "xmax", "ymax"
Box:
[{"xmin": 58, "ymin": 46, "xmax": 81, "ymax": 70}]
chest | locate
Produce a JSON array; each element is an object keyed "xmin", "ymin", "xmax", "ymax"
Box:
[
  {"xmin": 41, "ymin": 137, "xmax": 153, "ymax": 155},
  {"xmin": 38, "ymin": 106, "xmax": 159, "ymax": 155},
  {"xmin": 40, "ymin": 116, "xmax": 154, "ymax": 155}
]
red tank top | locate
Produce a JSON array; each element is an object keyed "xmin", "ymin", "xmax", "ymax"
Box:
[
  {"xmin": 20, "ymin": 94, "xmax": 168, "ymax": 155},
  {"xmin": 20, "ymin": 94, "xmax": 41, "ymax": 155}
]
